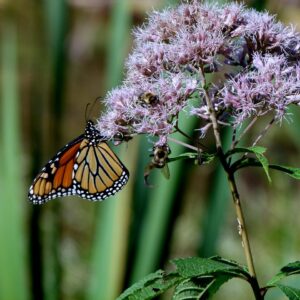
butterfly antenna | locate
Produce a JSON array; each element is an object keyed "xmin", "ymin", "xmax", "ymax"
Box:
[
  {"xmin": 85, "ymin": 96, "xmax": 104, "ymax": 123},
  {"xmin": 85, "ymin": 103, "xmax": 91, "ymax": 123}
]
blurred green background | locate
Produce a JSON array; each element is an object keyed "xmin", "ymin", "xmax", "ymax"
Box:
[{"xmin": 0, "ymin": 0, "xmax": 300, "ymax": 299}]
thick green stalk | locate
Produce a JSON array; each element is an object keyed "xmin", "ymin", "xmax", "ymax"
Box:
[
  {"xmin": 199, "ymin": 129, "xmax": 231, "ymax": 257},
  {"xmin": 129, "ymin": 113, "xmax": 197, "ymax": 283},
  {"xmin": 0, "ymin": 21, "xmax": 29, "ymax": 300},
  {"xmin": 42, "ymin": 1, "xmax": 68, "ymax": 299},
  {"xmin": 87, "ymin": 1, "xmax": 132, "ymax": 299}
]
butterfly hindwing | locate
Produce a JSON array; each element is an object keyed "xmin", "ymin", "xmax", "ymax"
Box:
[{"xmin": 72, "ymin": 140, "xmax": 129, "ymax": 201}]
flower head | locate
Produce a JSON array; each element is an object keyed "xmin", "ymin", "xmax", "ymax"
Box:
[{"xmin": 97, "ymin": 1, "xmax": 300, "ymax": 144}]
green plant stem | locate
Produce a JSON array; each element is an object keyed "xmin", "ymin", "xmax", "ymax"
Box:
[
  {"xmin": 199, "ymin": 67, "xmax": 262, "ymax": 299},
  {"xmin": 232, "ymin": 115, "xmax": 258, "ymax": 148},
  {"xmin": 167, "ymin": 136, "xmax": 199, "ymax": 152},
  {"xmin": 226, "ymin": 174, "xmax": 256, "ymax": 277}
]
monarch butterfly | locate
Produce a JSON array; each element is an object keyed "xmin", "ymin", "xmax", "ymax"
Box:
[{"xmin": 28, "ymin": 120, "xmax": 129, "ymax": 204}]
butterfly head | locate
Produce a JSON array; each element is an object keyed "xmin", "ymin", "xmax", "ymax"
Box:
[{"xmin": 85, "ymin": 120, "xmax": 102, "ymax": 145}]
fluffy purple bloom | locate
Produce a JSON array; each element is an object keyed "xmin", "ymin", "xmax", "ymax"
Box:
[
  {"xmin": 97, "ymin": 1, "xmax": 300, "ymax": 143},
  {"xmin": 220, "ymin": 54, "xmax": 300, "ymax": 123}
]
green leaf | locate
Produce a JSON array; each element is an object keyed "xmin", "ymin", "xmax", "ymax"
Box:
[
  {"xmin": 281, "ymin": 262, "xmax": 300, "ymax": 274},
  {"xmin": 248, "ymin": 149, "xmax": 270, "ymax": 181},
  {"xmin": 172, "ymin": 275, "xmax": 230, "ymax": 300},
  {"xmin": 168, "ymin": 152, "xmax": 215, "ymax": 165},
  {"xmin": 276, "ymin": 284, "xmax": 300, "ymax": 300},
  {"xmin": 226, "ymin": 146, "xmax": 267, "ymax": 156},
  {"xmin": 172, "ymin": 257, "xmax": 249, "ymax": 299},
  {"xmin": 267, "ymin": 261, "xmax": 300, "ymax": 286},
  {"xmin": 117, "ymin": 270, "xmax": 183, "ymax": 300},
  {"xmin": 172, "ymin": 257, "xmax": 249, "ymax": 279},
  {"xmin": 268, "ymin": 165, "xmax": 300, "ymax": 180},
  {"xmin": 232, "ymin": 158, "xmax": 300, "ymax": 181},
  {"xmin": 227, "ymin": 146, "xmax": 271, "ymax": 182},
  {"xmin": 119, "ymin": 257, "xmax": 250, "ymax": 300},
  {"xmin": 211, "ymin": 256, "xmax": 248, "ymax": 270}
]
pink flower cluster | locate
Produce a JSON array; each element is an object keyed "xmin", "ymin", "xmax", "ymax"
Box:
[
  {"xmin": 97, "ymin": 1, "xmax": 300, "ymax": 143},
  {"xmin": 220, "ymin": 54, "xmax": 300, "ymax": 123}
]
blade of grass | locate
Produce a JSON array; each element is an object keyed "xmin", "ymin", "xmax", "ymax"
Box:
[
  {"xmin": 87, "ymin": 143, "xmax": 136, "ymax": 300},
  {"xmin": 43, "ymin": 0, "xmax": 68, "ymax": 147},
  {"xmin": 28, "ymin": 7, "xmax": 48, "ymax": 300},
  {"xmin": 105, "ymin": 0, "xmax": 131, "ymax": 89},
  {"xmin": 86, "ymin": 1, "xmax": 133, "ymax": 299},
  {"xmin": 198, "ymin": 128, "xmax": 231, "ymax": 256},
  {"xmin": 286, "ymin": 107, "xmax": 300, "ymax": 148},
  {"xmin": 130, "ymin": 113, "xmax": 198, "ymax": 283},
  {"xmin": 42, "ymin": 1, "xmax": 68, "ymax": 300},
  {"xmin": 124, "ymin": 135, "xmax": 151, "ymax": 280},
  {"xmin": 129, "ymin": 0, "xmax": 227, "ymax": 278},
  {"xmin": 193, "ymin": 0, "xmax": 236, "ymax": 260},
  {"xmin": 251, "ymin": 0, "xmax": 267, "ymax": 11},
  {"xmin": 128, "ymin": 0, "xmax": 182, "ymax": 284},
  {"xmin": 0, "ymin": 21, "xmax": 29, "ymax": 300}
]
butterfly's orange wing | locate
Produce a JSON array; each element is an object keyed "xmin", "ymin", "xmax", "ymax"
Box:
[
  {"xmin": 72, "ymin": 139, "xmax": 129, "ymax": 201},
  {"xmin": 28, "ymin": 130, "xmax": 129, "ymax": 204},
  {"xmin": 28, "ymin": 136, "xmax": 84, "ymax": 204}
]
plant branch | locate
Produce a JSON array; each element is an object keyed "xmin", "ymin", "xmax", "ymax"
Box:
[
  {"xmin": 199, "ymin": 66, "xmax": 261, "ymax": 299},
  {"xmin": 233, "ymin": 115, "xmax": 258, "ymax": 148},
  {"xmin": 175, "ymin": 124, "xmax": 193, "ymax": 140},
  {"xmin": 167, "ymin": 136, "xmax": 199, "ymax": 152},
  {"xmin": 233, "ymin": 116, "xmax": 275, "ymax": 168},
  {"xmin": 252, "ymin": 116, "xmax": 275, "ymax": 147},
  {"xmin": 199, "ymin": 79, "xmax": 222, "ymax": 149}
]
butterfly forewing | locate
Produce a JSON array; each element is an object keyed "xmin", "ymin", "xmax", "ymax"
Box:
[{"xmin": 28, "ymin": 121, "xmax": 129, "ymax": 204}]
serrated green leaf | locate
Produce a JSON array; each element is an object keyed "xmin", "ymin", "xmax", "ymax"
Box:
[
  {"xmin": 267, "ymin": 261, "xmax": 300, "ymax": 286},
  {"xmin": 227, "ymin": 146, "xmax": 271, "ymax": 182},
  {"xmin": 119, "ymin": 257, "xmax": 250, "ymax": 300},
  {"xmin": 172, "ymin": 257, "xmax": 248, "ymax": 279},
  {"xmin": 211, "ymin": 256, "xmax": 248, "ymax": 272},
  {"xmin": 117, "ymin": 270, "xmax": 183, "ymax": 300},
  {"xmin": 173, "ymin": 277, "xmax": 214, "ymax": 300},
  {"xmin": 173, "ymin": 275, "xmax": 230, "ymax": 300},
  {"xmin": 276, "ymin": 284, "xmax": 300, "ymax": 300}
]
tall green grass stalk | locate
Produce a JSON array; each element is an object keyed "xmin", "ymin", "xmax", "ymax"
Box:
[
  {"xmin": 190, "ymin": 0, "xmax": 229, "ymax": 260},
  {"xmin": 199, "ymin": 129, "xmax": 231, "ymax": 256},
  {"xmin": 127, "ymin": 0, "xmax": 181, "ymax": 284},
  {"xmin": 0, "ymin": 21, "xmax": 29, "ymax": 300},
  {"xmin": 130, "ymin": 113, "xmax": 198, "ymax": 283},
  {"xmin": 105, "ymin": 0, "xmax": 131, "ymax": 89},
  {"xmin": 129, "ymin": 0, "xmax": 230, "ymax": 280},
  {"xmin": 28, "ymin": 7, "xmax": 48, "ymax": 299},
  {"xmin": 87, "ymin": 143, "xmax": 137, "ymax": 300},
  {"xmin": 87, "ymin": 1, "xmax": 133, "ymax": 299},
  {"xmin": 43, "ymin": 1, "xmax": 68, "ymax": 299}
]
